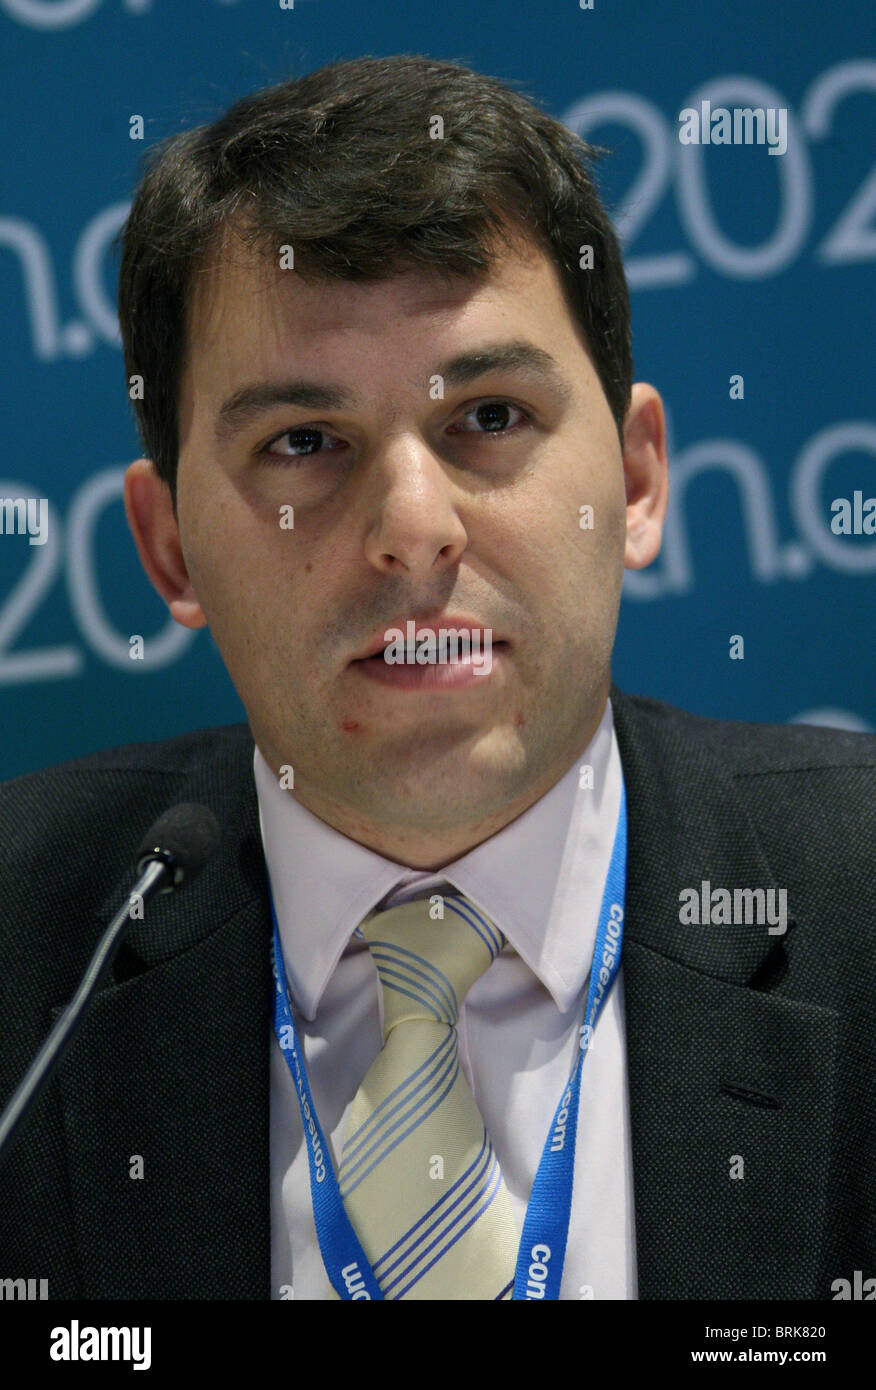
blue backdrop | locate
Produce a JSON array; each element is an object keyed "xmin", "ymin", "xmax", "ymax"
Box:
[{"xmin": 1, "ymin": 0, "xmax": 873, "ymax": 780}]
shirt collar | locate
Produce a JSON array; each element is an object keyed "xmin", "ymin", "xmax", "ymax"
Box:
[{"xmin": 255, "ymin": 697, "xmax": 619, "ymax": 1018}]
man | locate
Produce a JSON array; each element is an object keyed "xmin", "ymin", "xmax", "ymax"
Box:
[{"xmin": 0, "ymin": 54, "xmax": 872, "ymax": 1301}]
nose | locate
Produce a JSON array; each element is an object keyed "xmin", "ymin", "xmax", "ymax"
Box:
[{"xmin": 362, "ymin": 436, "xmax": 469, "ymax": 581}]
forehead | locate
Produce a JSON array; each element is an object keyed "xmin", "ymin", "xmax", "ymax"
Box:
[{"xmin": 178, "ymin": 227, "xmax": 586, "ymax": 434}]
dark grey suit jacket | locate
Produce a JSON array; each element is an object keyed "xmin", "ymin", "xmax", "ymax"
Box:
[{"xmin": 1, "ymin": 684, "xmax": 873, "ymax": 1299}]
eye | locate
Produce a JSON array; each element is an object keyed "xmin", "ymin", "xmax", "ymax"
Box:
[
  {"xmin": 258, "ymin": 425, "xmax": 346, "ymax": 463},
  {"xmin": 450, "ymin": 399, "xmax": 532, "ymax": 437}
]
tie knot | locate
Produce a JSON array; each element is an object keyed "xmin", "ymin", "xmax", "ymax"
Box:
[{"xmin": 358, "ymin": 893, "xmax": 505, "ymax": 1034}]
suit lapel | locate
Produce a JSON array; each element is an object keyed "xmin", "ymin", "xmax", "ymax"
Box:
[
  {"xmin": 611, "ymin": 684, "xmax": 836, "ymax": 1297},
  {"xmin": 53, "ymin": 734, "xmax": 274, "ymax": 1299}
]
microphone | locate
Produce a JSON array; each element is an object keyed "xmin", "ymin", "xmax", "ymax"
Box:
[
  {"xmin": 134, "ymin": 801, "xmax": 222, "ymax": 892},
  {"xmin": 0, "ymin": 802, "xmax": 221, "ymax": 1160}
]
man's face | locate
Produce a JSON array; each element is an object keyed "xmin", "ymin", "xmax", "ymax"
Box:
[{"xmin": 135, "ymin": 230, "xmax": 664, "ymax": 867}]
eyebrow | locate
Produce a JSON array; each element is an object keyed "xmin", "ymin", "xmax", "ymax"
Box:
[{"xmin": 213, "ymin": 340, "xmax": 574, "ymax": 443}]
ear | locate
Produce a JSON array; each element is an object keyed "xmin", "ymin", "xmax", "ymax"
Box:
[
  {"xmin": 621, "ymin": 384, "xmax": 669, "ymax": 570},
  {"xmin": 123, "ymin": 458, "xmax": 208, "ymax": 628}
]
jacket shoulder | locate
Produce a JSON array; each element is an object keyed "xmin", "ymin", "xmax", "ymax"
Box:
[
  {"xmin": 612, "ymin": 686, "xmax": 876, "ymax": 775},
  {"xmin": 0, "ymin": 722, "xmax": 259, "ymax": 1007},
  {"xmin": 0, "ymin": 722, "xmax": 256, "ymax": 912},
  {"xmin": 0, "ymin": 722, "xmax": 255, "ymax": 787}
]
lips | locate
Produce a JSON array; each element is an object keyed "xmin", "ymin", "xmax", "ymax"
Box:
[
  {"xmin": 357, "ymin": 642, "xmax": 507, "ymax": 664},
  {"xmin": 350, "ymin": 616, "xmax": 503, "ymax": 663}
]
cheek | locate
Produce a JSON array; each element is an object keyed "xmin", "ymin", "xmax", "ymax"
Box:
[
  {"xmin": 513, "ymin": 487, "xmax": 624, "ymax": 647},
  {"xmin": 510, "ymin": 498, "xmax": 601, "ymax": 594},
  {"xmin": 184, "ymin": 511, "xmax": 270, "ymax": 642}
]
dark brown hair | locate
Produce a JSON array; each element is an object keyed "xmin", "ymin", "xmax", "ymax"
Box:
[{"xmin": 115, "ymin": 53, "xmax": 633, "ymax": 509}]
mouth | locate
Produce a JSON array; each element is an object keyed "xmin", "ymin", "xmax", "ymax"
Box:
[
  {"xmin": 349, "ymin": 637, "xmax": 509, "ymax": 691},
  {"xmin": 349, "ymin": 617, "xmax": 506, "ymax": 665},
  {"xmin": 352, "ymin": 639, "xmax": 509, "ymax": 666}
]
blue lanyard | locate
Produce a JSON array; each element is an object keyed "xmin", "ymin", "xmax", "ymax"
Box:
[{"xmin": 270, "ymin": 776, "xmax": 626, "ymax": 1301}]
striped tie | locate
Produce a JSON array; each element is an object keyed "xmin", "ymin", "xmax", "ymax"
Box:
[{"xmin": 337, "ymin": 892, "xmax": 520, "ymax": 1299}]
